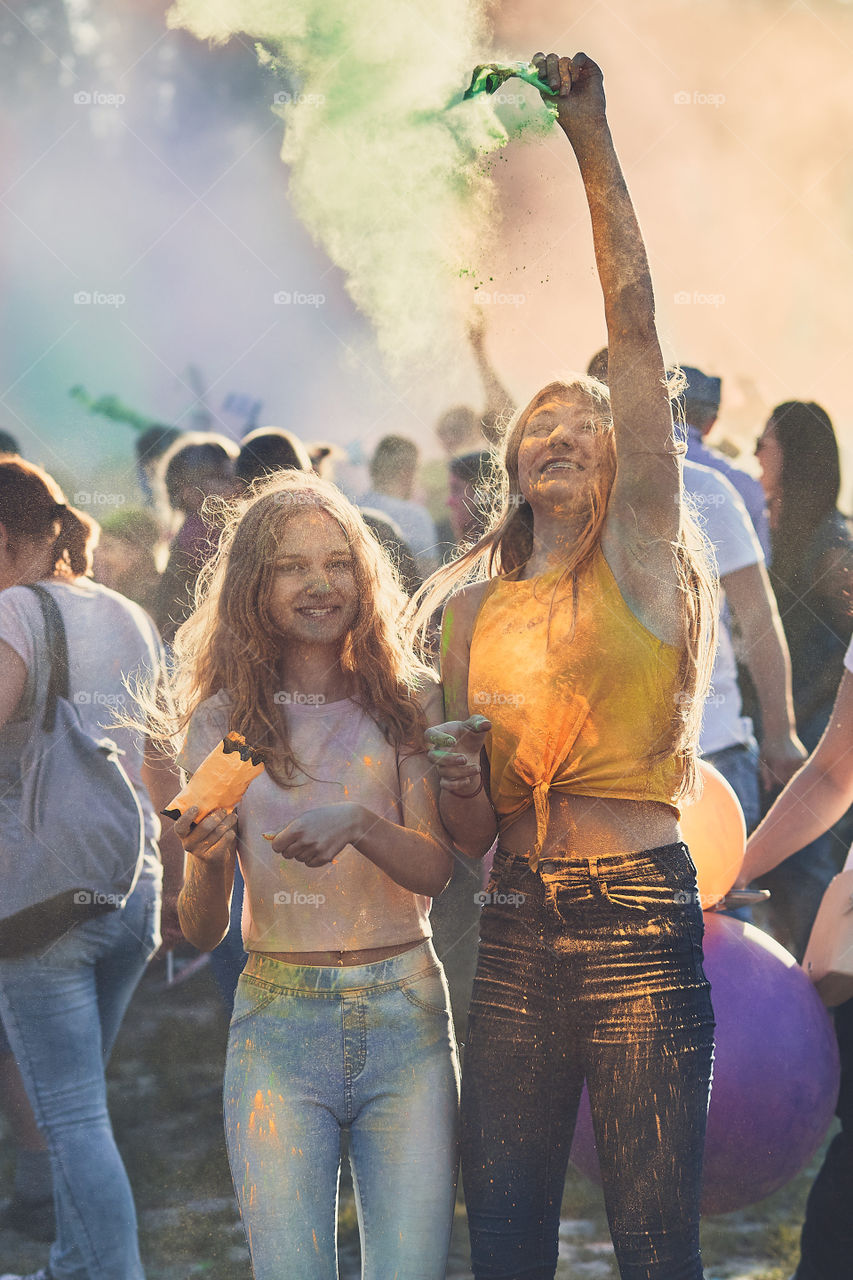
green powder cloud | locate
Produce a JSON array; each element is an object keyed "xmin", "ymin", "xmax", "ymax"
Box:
[{"xmin": 166, "ymin": 0, "xmax": 555, "ymax": 372}]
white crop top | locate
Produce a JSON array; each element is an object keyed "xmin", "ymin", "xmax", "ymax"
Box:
[{"xmin": 177, "ymin": 690, "xmax": 432, "ymax": 953}]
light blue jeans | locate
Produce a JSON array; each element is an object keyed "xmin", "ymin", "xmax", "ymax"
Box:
[
  {"xmin": 225, "ymin": 940, "xmax": 460, "ymax": 1280},
  {"xmin": 0, "ymin": 876, "xmax": 161, "ymax": 1280}
]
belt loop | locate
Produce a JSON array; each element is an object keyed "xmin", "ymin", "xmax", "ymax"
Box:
[{"xmin": 493, "ymin": 846, "xmax": 522, "ymax": 894}]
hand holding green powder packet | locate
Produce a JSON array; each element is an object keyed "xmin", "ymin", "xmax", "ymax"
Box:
[{"xmin": 463, "ymin": 62, "xmax": 558, "ymax": 100}]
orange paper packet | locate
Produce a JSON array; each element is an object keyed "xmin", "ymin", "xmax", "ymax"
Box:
[{"xmin": 163, "ymin": 732, "xmax": 265, "ymax": 825}]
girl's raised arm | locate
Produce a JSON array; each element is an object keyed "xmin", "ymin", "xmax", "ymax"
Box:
[{"xmin": 537, "ymin": 51, "xmax": 679, "ymax": 542}]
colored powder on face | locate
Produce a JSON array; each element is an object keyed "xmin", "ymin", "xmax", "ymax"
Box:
[{"xmin": 165, "ymin": 0, "xmax": 556, "ymax": 371}]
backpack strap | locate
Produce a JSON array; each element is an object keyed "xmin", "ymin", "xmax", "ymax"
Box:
[{"xmin": 24, "ymin": 583, "xmax": 70, "ymax": 733}]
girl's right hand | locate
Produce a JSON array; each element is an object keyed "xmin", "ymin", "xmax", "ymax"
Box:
[
  {"xmin": 532, "ymin": 51, "xmax": 606, "ymax": 139},
  {"xmin": 172, "ymin": 805, "xmax": 237, "ymax": 866},
  {"xmin": 425, "ymin": 715, "xmax": 491, "ymax": 795}
]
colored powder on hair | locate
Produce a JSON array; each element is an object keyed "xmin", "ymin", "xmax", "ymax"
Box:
[{"xmin": 166, "ymin": 0, "xmax": 556, "ymax": 371}]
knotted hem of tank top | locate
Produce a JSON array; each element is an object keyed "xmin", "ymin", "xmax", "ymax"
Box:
[
  {"xmin": 496, "ymin": 778, "xmax": 551, "ymax": 872},
  {"xmin": 530, "ymin": 779, "xmax": 551, "ymax": 872}
]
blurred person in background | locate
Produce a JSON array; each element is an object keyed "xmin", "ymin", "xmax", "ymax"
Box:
[
  {"xmin": 360, "ymin": 435, "xmax": 439, "ymax": 577},
  {"xmin": 0, "ymin": 433, "xmax": 21, "ymax": 456},
  {"xmin": 360, "ymin": 509, "xmax": 421, "ymax": 599},
  {"xmin": 91, "ymin": 508, "xmax": 163, "ymax": 618},
  {"xmin": 306, "ymin": 440, "xmax": 345, "ymax": 480},
  {"xmin": 234, "ymin": 426, "xmax": 312, "ymax": 487},
  {"xmin": 423, "ymin": 314, "xmax": 515, "ymax": 538},
  {"xmin": 153, "ymin": 433, "xmax": 240, "ymax": 645},
  {"xmin": 754, "ymin": 400, "xmax": 853, "ymax": 956},
  {"xmin": 447, "ymin": 450, "xmax": 492, "ymax": 551},
  {"xmin": 736, "ymin": 638, "xmax": 853, "ymax": 1280},
  {"xmin": 683, "ymin": 460, "xmax": 804, "ymax": 834},
  {"xmin": 0, "ymin": 456, "xmax": 183, "ymax": 1280},
  {"xmin": 436, "ymin": 312, "xmax": 514, "ymax": 455},
  {"xmin": 134, "ymin": 425, "xmax": 183, "ymax": 513},
  {"xmin": 428, "ymin": 448, "xmax": 496, "ymax": 1035},
  {"xmin": 679, "ymin": 365, "xmax": 769, "ymax": 556}
]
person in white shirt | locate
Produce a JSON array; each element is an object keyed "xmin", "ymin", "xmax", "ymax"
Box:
[
  {"xmin": 684, "ymin": 460, "xmax": 804, "ymax": 830},
  {"xmin": 360, "ymin": 435, "xmax": 440, "ymax": 576}
]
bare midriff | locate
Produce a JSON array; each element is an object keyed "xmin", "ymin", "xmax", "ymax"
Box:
[
  {"xmin": 498, "ymin": 790, "xmax": 681, "ymax": 864},
  {"xmin": 256, "ymin": 939, "xmax": 424, "ymax": 968}
]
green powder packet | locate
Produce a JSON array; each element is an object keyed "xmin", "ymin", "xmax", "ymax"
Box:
[{"xmin": 463, "ymin": 62, "xmax": 557, "ymax": 100}]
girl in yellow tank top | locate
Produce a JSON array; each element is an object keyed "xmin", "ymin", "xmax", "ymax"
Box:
[{"xmin": 410, "ymin": 51, "xmax": 717, "ymax": 1280}]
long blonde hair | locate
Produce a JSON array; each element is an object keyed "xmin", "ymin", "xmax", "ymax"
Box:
[
  {"xmin": 140, "ymin": 471, "xmax": 435, "ymax": 784},
  {"xmin": 408, "ymin": 373, "xmax": 717, "ymax": 802}
]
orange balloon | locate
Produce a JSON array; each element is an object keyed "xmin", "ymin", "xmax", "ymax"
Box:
[{"xmin": 680, "ymin": 760, "xmax": 746, "ymax": 910}]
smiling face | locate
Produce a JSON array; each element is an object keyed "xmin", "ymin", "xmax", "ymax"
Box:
[
  {"xmin": 515, "ymin": 394, "xmax": 606, "ymax": 512},
  {"xmin": 268, "ymin": 508, "xmax": 359, "ymax": 647}
]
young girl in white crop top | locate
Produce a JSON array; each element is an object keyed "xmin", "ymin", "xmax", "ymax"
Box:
[{"xmin": 152, "ymin": 471, "xmax": 459, "ymax": 1280}]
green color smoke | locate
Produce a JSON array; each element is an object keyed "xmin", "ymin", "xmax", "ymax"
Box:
[
  {"xmin": 166, "ymin": 0, "xmax": 555, "ymax": 371},
  {"xmin": 69, "ymin": 385, "xmax": 157, "ymax": 432}
]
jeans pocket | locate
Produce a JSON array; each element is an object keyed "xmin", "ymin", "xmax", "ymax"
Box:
[
  {"xmin": 601, "ymin": 844, "xmax": 699, "ymax": 915},
  {"xmin": 399, "ymin": 966, "xmax": 451, "ymax": 1016},
  {"xmin": 230, "ymin": 972, "xmax": 280, "ymax": 1027}
]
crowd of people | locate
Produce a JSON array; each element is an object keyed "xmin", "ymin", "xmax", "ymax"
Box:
[{"xmin": 0, "ymin": 49, "xmax": 851, "ymax": 1280}]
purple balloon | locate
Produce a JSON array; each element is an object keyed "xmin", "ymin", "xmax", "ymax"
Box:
[{"xmin": 570, "ymin": 914, "xmax": 840, "ymax": 1215}]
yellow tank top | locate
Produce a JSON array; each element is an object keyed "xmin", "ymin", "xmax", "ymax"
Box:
[{"xmin": 467, "ymin": 547, "xmax": 684, "ymax": 867}]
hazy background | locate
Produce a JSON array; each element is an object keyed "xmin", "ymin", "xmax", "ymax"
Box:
[{"xmin": 1, "ymin": 0, "xmax": 851, "ymax": 502}]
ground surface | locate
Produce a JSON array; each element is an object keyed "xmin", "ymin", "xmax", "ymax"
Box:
[{"xmin": 0, "ymin": 950, "xmax": 816, "ymax": 1279}]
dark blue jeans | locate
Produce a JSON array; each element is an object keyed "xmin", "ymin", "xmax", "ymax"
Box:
[
  {"xmin": 461, "ymin": 843, "xmax": 715, "ymax": 1280},
  {"xmin": 794, "ymin": 995, "xmax": 853, "ymax": 1280}
]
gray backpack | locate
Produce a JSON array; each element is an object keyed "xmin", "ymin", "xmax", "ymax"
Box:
[{"xmin": 0, "ymin": 584, "xmax": 144, "ymax": 957}]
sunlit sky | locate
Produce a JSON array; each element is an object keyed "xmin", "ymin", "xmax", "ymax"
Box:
[{"xmin": 1, "ymin": 0, "xmax": 851, "ymax": 500}]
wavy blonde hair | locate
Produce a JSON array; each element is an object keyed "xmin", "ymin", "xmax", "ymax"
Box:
[
  {"xmin": 139, "ymin": 471, "xmax": 436, "ymax": 784},
  {"xmin": 408, "ymin": 373, "xmax": 717, "ymax": 803}
]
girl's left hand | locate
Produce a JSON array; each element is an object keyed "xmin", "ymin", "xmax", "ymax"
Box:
[{"xmin": 268, "ymin": 803, "xmax": 364, "ymax": 867}]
